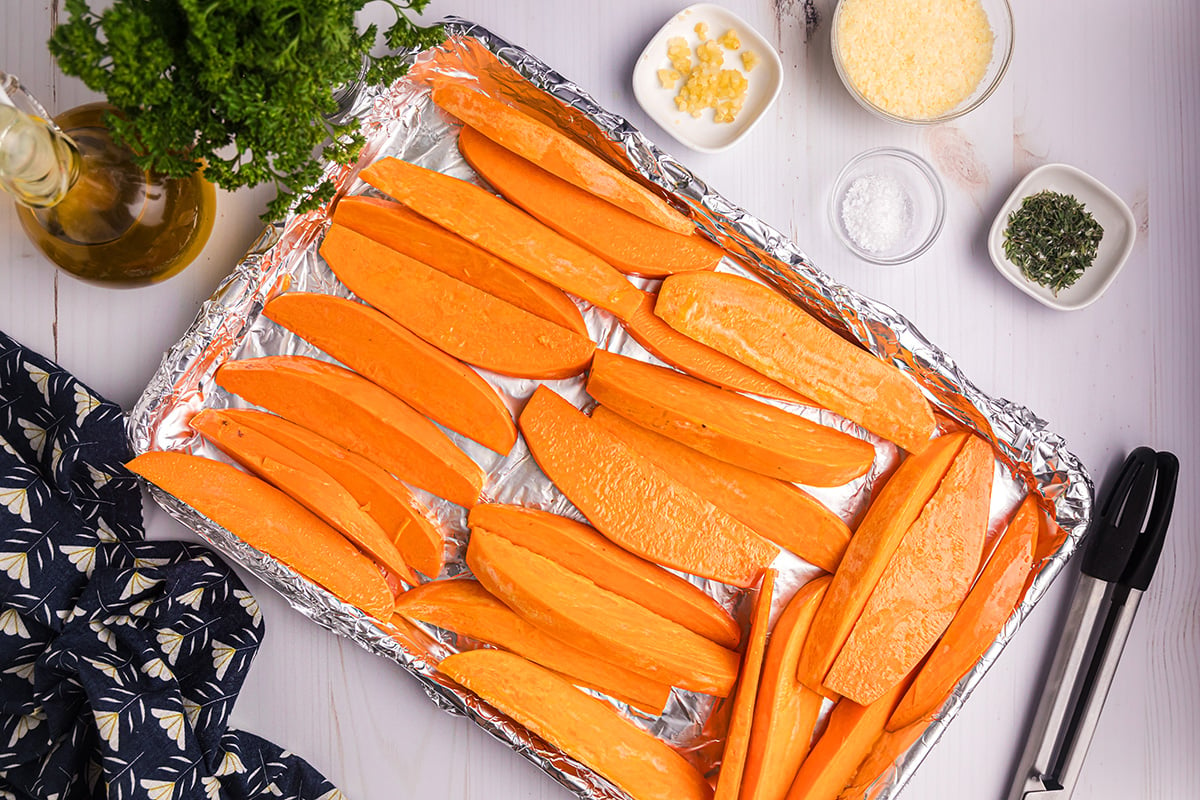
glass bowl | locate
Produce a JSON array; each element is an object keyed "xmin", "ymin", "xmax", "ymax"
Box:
[
  {"xmin": 831, "ymin": 0, "xmax": 1014, "ymax": 125},
  {"xmin": 829, "ymin": 147, "xmax": 946, "ymax": 265}
]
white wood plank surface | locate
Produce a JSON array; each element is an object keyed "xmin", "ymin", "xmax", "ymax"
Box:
[{"xmin": 2, "ymin": 2, "xmax": 1197, "ymax": 799}]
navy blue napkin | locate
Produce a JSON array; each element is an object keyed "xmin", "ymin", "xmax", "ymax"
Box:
[{"xmin": 0, "ymin": 331, "xmax": 343, "ymax": 800}]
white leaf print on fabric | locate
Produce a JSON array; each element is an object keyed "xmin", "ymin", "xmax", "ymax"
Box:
[
  {"xmin": 316, "ymin": 789, "xmax": 347, "ymax": 800},
  {"xmin": 120, "ymin": 571, "xmax": 161, "ymax": 600},
  {"xmin": 0, "ymin": 433, "xmax": 17, "ymax": 456},
  {"xmin": 50, "ymin": 438, "xmax": 64, "ymax": 475},
  {"xmin": 96, "ymin": 518, "xmax": 119, "ymax": 543},
  {"xmin": 6, "ymin": 707, "xmax": 46, "ymax": 748},
  {"xmin": 0, "ymin": 608, "xmax": 31, "ymax": 639},
  {"xmin": 93, "ymin": 710, "xmax": 120, "ymax": 750},
  {"xmin": 18, "ymin": 418, "xmax": 47, "ymax": 459},
  {"xmin": 0, "ymin": 485, "xmax": 31, "ymax": 524},
  {"xmin": 0, "ymin": 550, "xmax": 30, "ymax": 587},
  {"xmin": 139, "ymin": 779, "xmax": 176, "ymax": 800},
  {"xmin": 87, "ymin": 464, "xmax": 114, "ymax": 490},
  {"xmin": 59, "ymin": 544, "xmax": 97, "ymax": 576},
  {"xmin": 2, "ymin": 658, "xmax": 36, "ymax": 684},
  {"xmin": 23, "ymin": 362, "xmax": 51, "ymax": 404},
  {"xmin": 84, "ymin": 657, "xmax": 126, "ymax": 687},
  {"xmin": 211, "ymin": 641, "xmax": 236, "ymax": 682},
  {"xmin": 201, "ymin": 776, "xmax": 221, "ymax": 800},
  {"xmin": 74, "ymin": 384, "xmax": 102, "ymax": 426},
  {"xmin": 234, "ymin": 589, "xmax": 262, "ymax": 627},
  {"xmin": 141, "ymin": 657, "xmax": 175, "ymax": 682},
  {"xmin": 157, "ymin": 628, "xmax": 184, "ymax": 665},
  {"xmin": 151, "ymin": 708, "xmax": 186, "ymax": 750},
  {"xmin": 176, "ymin": 587, "xmax": 204, "ymax": 611},
  {"xmin": 89, "ymin": 621, "xmax": 117, "ymax": 652},
  {"xmin": 215, "ymin": 751, "xmax": 245, "ymax": 776},
  {"xmin": 182, "ymin": 696, "xmax": 202, "ymax": 726}
]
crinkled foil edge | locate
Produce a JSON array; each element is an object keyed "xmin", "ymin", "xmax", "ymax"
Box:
[{"xmin": 128, "ymin": 18, "xmax": 1093, "ymax": 800}]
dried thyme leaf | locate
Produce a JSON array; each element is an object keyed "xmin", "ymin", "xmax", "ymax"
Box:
[{"xmin": 1003, "ymin": 190, "xmax": 1104, "ymax": 295}]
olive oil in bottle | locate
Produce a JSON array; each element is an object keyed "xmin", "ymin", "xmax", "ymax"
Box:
[{"xmin": 0, "ymin": 74, "xmax": 214, "ymax": 286}]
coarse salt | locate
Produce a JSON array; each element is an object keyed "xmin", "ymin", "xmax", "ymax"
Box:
[{"xmin": 840, "ymin": 173, "xmax": 914, "ymax": 254}]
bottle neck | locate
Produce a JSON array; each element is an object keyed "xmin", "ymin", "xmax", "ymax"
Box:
[{"xmin": 0, "ymin": 93, "xmax": 80, "ymax": 208}]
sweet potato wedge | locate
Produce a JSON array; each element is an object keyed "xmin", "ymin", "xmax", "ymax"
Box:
[
  {"xmin": 467, "ymin": 526, "xmax": 740, "ymax": 696},
  {"xmin": 359, "ymin": 157, "xmax": 643, "ymax": 319},
  {"xmin": 797, "ymin": 432, "xmax": 968, "ymax": 694},
  {"xmin": 469, "ymin": 503, "xmax": 740, "ymax": 649},
  {"xmin": 212, "ymin": 408, "xmax": 445, "ymax": 579},
  {"xmin": 887, "ymin": 492, "xmax": 1037, "ymax": 730},
  {"xmin": 586, "ymin": 350, "xmax": 875, "ymax": 486},
  {"xmin": 518, "ymin": 385, "xmax": 779, "ymax": 588},
  {"xmin": 319, "ymin": 224, "xmax": 595, "ymax": 380},
  {"xmin": 214, "ymin": 355, "xmax": 484, "ymax": 508},
  {"xmin": 431, "ymin": 84, "xmax": 694, "ymax": 236},
  {"xmin": 262, "ymin": 292, "xmax": 517, "ymax": 455},
  {"xmin": 126, "ymin": 451, "xmax": 393, "ymax": 619},
  {"xmin": 740, "ymin": 576, "xmax": 830, "ymax": 800},
  {"xmin": 191, "ymin": 408, "xmax": 418, "ymax": 585},
  {"xmin": 629, "ymin": 292, "xmax": 811, "ymax": 404},
  {"xmin": 655, "ymin": 272, "xmax": 937, "ymax": 453},
  {"xmin": 458, "ymin": 125, "xmax": 720, "ymax": 277},
  {"xmin": 439, "ymin": 649, "xmax": 714, "ymax": 800},
  {"xmin": 394, "ymin": 579, "xmax": 672, "ymax": 714},
  {"xmin": 714, "ymin": 570, "xmax": 775, "ymax": 800},
  {"xmin": 333, "ymin": 195, "xmax": 587, "ymax": 336},
  {"xmin": 592, "ymin": 406, "xmax": 852, "ymax": 573},
  {"xmin": 838, "ymin": 718, "xmax": 929, "ymax": 800},
  {"xmin": 824, "ymin": 436, "xmax": 993, "ymax": 705},
  {"xmin": 785, "ymin": 675, "xmax": 914, "ymax": 800}
]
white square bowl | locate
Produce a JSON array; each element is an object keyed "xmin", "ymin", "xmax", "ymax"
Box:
[
  {"xmin": 632, "ymin": 3, "xmax": 783, "ymax": 154},
  {"xmin": 987, "ymin": 163, "xmax": 1137, "ymax": 311}
]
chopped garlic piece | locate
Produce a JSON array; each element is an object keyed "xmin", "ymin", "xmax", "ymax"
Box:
[
  {"xmin": 694, "ymin": 21, "xmax": 709, "ymax": 39},
  {"xmin": 719, "ymin": 29, "xmax": 741, "ymax": 50},
  {"xmin": 657, "ymin": 68, "xmax": 681, "ymax": 89},
  {"xmin": 742, "ymin": 51, "xmax": 760, "ymax": 71}
]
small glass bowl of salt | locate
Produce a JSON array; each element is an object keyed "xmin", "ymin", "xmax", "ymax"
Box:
[{"xmin": 829, "ymin": 147, "xmax": 945, "ymax": 265}]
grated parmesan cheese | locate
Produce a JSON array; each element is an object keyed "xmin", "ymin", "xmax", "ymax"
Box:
[{"xmin": 836, "ymin": 0, "xmax": 994, "ymax": 119}]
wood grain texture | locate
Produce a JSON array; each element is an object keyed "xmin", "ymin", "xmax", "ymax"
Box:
[{"xmin": 2, "ymin": 1, "xmax": 1197, "ymax": 799}]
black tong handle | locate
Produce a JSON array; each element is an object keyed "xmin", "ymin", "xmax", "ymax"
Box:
[{"xmin": 1080, "ymin": 447, "xmax": 1178, "ymax": 589}]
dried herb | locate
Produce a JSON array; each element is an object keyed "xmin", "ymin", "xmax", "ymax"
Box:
[
  {"xmin": 49, "ymin": 0, "xmax": 444, "ymax": 221},
  {"xmin": 1003, "ymin": 190, "xmax": 1104, "ymax": 295}
]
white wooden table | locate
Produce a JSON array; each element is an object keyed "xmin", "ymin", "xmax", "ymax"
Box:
[{"xmin": 3, "ymin": 2, "xmax": 1198, "ymax": 799}]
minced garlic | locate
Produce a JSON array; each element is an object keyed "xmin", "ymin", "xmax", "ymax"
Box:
[
  {"xmin": 836, "ymin": 0, "xmax": 993, "ymax": 119},
  {"xmin": 664, "ymin": 23, "xmax": 753, "ymax": 124}
]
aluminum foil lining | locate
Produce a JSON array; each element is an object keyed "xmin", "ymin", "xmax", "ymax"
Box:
[{"xmin": 128, "ymin": 18, "xmax": 1093, "ymax": 800}]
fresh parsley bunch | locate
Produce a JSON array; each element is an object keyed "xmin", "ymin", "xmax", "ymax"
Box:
[{"xmin": 50, "ymin": 0, "xmax": 444, "ymax": 221}]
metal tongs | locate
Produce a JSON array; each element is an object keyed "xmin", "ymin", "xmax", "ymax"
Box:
[{"xmin": 1007, "ymin": 447, "xmax": 1178, "ymax": 800}]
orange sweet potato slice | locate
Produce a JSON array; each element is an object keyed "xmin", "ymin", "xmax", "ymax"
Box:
[
  {"xmin": 714, "ymin": 570, "xmax": 775, "ymax": 800},
  {"xmin": 797, "ymin": 432, "xmax": 968, "ymax": 694},
  {"xmin": 212, "ymin": 408, "xmax": 445, "ymax": 579},
  {"xmin": 836, "ymin": 718, "xmax": 929, "ymax": 800},
  {"xmin": 518, "ymin": 385, "xmax": 779, "ymax": 588},
  {"xmin": 191, "ymin": 408, "xmax": 419, "ymax": 585},
  {"xmin": 887, "ymin": 492, "xmax": 1038, "ymax": 730},
  {"xmin": 360, "ymin": 157, "xmax": 643, "ymax": 319},
  {"xmin": 439, "ymin": 649, "xmax": 714, "ymax": 800},
  {"xmin": 458, "ymin": 125, "xmax": 720, "ymax": 278},
  {"xmin": 431, "ymin": 84, "xmax": 694, "ymax": 236},
  {"xmin": 126, "ymin": 451, "xmax": 393, "ymax": 619},
  {"xmin": 320, "ymin": 224, "xmax": 595, "ymax": 380},
  {"xmin": 214, "ymin": 355, "xmax": 484, "ymax": 508},
  {"xmin": 592, "ymin": 406, "xmax": 852, "ymax": 573},
  {"xmin": 394, "ymin": 579, "xmax": 672, "ymax": 714},
  {"xmin": 467, "ymin": 526, "xmax": 741, "ymax": 696},
  {"xmin": 262, "ymin": 292, "xmax": 517, "ymax": 455},
  {"xmin": 785, "ymin": 674, "xmax": 915, "ymax": 800},
  {"xmin": 824, "ymin": 436, "xmax": 993, "ymax": 705},
  {"xmin": 628, "ymin": 292, "xmax": 811, "ymax": 404},
  {"xmin": 469, "ymin": 503, "xmax": 739, "ymax": 649},
  {"xmin": 655, "ymin": 271, "xmax": 937, "ymax": 453},
  {"xmin": 586, "ymin": 350, "xmax": 875, "ymax": 486},
  {"xmin": 740, "ymin": 576, "xmax": 830, "ymax": 800},
  {"xmin": 333, "ymin": 195, "xmax": 587, "ymax": 336}
]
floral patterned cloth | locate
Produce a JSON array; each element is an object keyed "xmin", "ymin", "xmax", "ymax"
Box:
[{"xmin": 0, "ymin": 332, "xmax": 343, "ymax": 800}]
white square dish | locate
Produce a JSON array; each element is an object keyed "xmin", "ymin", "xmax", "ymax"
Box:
[
  {"xmin": 988, "ymin": 163, "xmax": 1137, "ymax": 311},
  {"xmin": 632, "ymin": 3, "xmax": 782, "ymax": 154}
]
